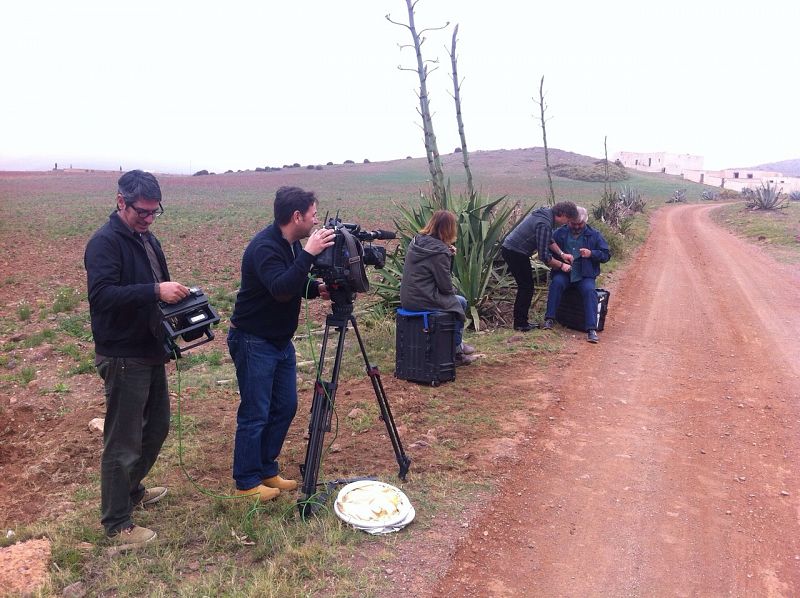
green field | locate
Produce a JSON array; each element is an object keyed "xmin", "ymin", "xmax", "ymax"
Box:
[{"xmin": 2, "ymin": 149, "xmax": 794, "ymax": 596}]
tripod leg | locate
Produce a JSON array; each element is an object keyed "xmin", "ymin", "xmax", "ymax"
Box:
[
  {"xmin": 298, "ymin": 315, "xmax": 349, "ymax": 517},
  {"xmin": 349, "ymin": 317, "xmax": 412, "ymax": 480}
]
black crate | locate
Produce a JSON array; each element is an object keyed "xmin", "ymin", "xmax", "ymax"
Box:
[
  {"xmin": 394, "ymin": 311, "xmax": 456, "ymax": 385},
  {"xmin": 554, "ymin": 287, "xmax": 610, "ymax": 332}
]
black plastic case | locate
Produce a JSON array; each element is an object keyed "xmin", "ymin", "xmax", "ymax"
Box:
[
  {"xmin": 394, "ymin": 311, "xmax": 457, "ymax": 385},
  {"xmin": 555, "ymin": 287, "xmax": 610, "ymax": 332}
]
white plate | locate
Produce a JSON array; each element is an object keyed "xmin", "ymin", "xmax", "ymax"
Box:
[{"xmin": 334, "ymin": 480, "xmax": 412, "ymax": 529}]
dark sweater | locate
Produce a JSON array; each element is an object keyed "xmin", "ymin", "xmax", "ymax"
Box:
[
  {"xmin": 230, "ymin": 222, "xmax": 321, "ymax": 343},
  {"xmin": 84, "ymin": 211, "xmax": 170, "ymax": 359},
  {"xmin": 399, "ymin": 234, "xmax": 465, "ymax": 321},
  {"xmin": 502, "ymin": 206, "xmax": 556, "ymax": 262}
]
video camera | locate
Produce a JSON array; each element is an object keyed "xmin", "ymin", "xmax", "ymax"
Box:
[
  {"xmin": 313, "ymin": 216, "xmax": 396, "ymax": 294},
  {"xmin": 159, "ymin": 287, "xmax": 220, "ymax": 358}
]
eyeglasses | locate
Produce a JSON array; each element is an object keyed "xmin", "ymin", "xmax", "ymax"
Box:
[{"xmin": 126, "ymin": 203, "xmax": 164, "ymax": 218}]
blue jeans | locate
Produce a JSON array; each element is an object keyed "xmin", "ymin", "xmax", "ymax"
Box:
[
  {"xmin": 545, "ymin": 272, "xmax": 598, "ymax": 331},
  {"xmin": 455, "ymin": 295, "xmax": 467, "ymax": 349},
  {"xmin": 227, "ymin": 328, "xmax": 298, "ymax": 490},
  {"xmin": 97, "ymin": 357, "xmax": 170, "ymax": 535}
]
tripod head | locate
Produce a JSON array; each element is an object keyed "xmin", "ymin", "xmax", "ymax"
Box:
[{"xmin": 327, "ymin": 285, "xmax": 357, "ymax": 317}]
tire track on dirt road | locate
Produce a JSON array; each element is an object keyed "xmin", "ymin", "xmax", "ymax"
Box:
[{"xmin": 434, "ymin": 203, "xmax": 800, "ymax": 597}]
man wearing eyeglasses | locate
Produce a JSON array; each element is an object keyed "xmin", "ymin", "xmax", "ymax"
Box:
[{"xmin": 84, "ymin": 169, "xmax": 190, "ymax": 549}]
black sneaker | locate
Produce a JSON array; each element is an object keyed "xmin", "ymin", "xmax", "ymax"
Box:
[
  {"xmin": 587, "ymin": 330, "xmax": 599, "ymax": 343},
  {"xmin": 513, "ymin": 323, "xmax": 537, "ymax": 332},
  {"xmin": 542, "ymin": 319, "xmax": 554, "ymax": 330}
]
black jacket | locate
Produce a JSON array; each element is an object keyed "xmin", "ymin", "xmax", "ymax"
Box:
[
  {"xmin": 84, "ymin": 211, "xmax": 170, "ymax": 359},
  {"xmin": 230, "ymin": 222, "xmax": 321, "ymax": 343}
]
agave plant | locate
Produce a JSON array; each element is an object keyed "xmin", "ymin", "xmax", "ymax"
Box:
[
  {"xmin": 746, "ymin": 182, "xmax": 787, "ymax": 211},
  {"xmin": 789, "ymin": 190, "xmax": 800, "ymax": 202},
  {"xmin": 371, "ymin": 185, "xmax": 527, "ymax": 330},
  {"xmin": 701, "ymin": 190, "xmax": 719, "ymax": 201},
  {"xmin": 667, "ymin": 189, "xmax": 687, "ymax": 203}
]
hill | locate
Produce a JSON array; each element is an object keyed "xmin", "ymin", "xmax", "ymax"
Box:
[{"xmin": 748, "ymin": 158, "xmax": 800, "ymax": 176}]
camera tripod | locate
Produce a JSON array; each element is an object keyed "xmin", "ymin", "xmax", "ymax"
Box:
[{"xmin": 298, "ymin": 287, "xmax": 411, "ymax": 518}]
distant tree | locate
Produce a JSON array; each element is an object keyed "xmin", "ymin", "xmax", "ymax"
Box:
[
  {"xmin": 192, "ymin": 169, "xmax": 209, "ymax": 176},
  {"xmin": 326, "ymin": 161, "xmax": 334, "ymax": 166},
  {"xmin": 344, "ymin": 159, "xmax": 354, "ymax": 164},
  {"xmin": 292, "ymin": 162, "xmax": 301, "ymax": 168},
  {"xmin": 315, "ymin": 165, "xmax": 323, "ymax": 170},
  {"xmin": 387, "ymin": 0, "xmax": 448, "ymax": 206},
  {"xmin": 306, "ymin": 164, "xmax": 315, "ymax": 169},
  {"xmin": 363, "ymin": 158, "xmax": 371, "ymax": 163},
  {"xmin": 535, "ymin": 75, "xmax": 555, "ymax": 205},
  {"xmin": 406, "ymin": 156, "xmax": 413, "ymax": 159},
  {"xmin": 448, "ymin": 23, "xmax": 473, "ymax": 197}
]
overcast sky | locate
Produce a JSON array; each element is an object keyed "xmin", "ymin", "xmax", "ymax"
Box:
[{"xmin": 2, "ymin": 0, "xmax": 798, "ymax": 174}]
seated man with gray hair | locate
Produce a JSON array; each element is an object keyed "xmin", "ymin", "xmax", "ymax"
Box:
[{"xmin": 542, "ymin": 206, "xmax": 610, "ymax": 343}]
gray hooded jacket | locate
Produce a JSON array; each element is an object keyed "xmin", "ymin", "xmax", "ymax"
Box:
[{"xmin": 399, "ymin": 234, "xmax": 465, "ymax": 321}]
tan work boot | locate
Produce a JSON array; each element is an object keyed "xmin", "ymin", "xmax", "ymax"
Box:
[
  {"xmin": 110, "ymin": 525, "xmax": 156, "ymax": 551},
  {"xmin": 135, "ymin": 486, "xmax": 167, "ymax": 508},
  {"xmin": 262, "ymin": 475, "xmax": 298, "ymax": 492},
  {"xmin": 235, "ymin": 484, "xmax": 280, "ymax": 502}
]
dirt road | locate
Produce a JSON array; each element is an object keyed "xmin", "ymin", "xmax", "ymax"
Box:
[{"xmin": 434, "ymin": 203, "xmax": 800, "ymax": 597}]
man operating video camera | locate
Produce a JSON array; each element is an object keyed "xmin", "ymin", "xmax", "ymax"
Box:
[{"xmin": 227, "ymin": 186, "xmax": 335, "ymax": 502}]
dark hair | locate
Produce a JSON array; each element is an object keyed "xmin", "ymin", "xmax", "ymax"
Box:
[
  {"xmin": 553, "ymin": 201, "xmax": 579, "ymax": 220},
  {"xmin": 420, "ymin": 210, "xmax": 457, "ymax": 245},
  {"xmin": 274, "ymin": 186, "xmax": 318, "ymax": 225},
  {"xmin": 118, "ymin": 170, "xmax": 162, "ymax": 204}
]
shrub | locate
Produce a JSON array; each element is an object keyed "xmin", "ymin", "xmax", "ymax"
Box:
[
  {"xmin": 315, "ymin": 165, "xmax": 323, "ymax": 170},
  {"xmin": 666, "ymin": 189, "xmax": 687, "ymax": 203},
  {"xmin": 618, "ymin": 185, "xmax": 646, "ymax": 213},
  {"xmin": 52, "ymin": 287, "xmax": 81, "ymax": 314},
  {"xmin": 17, "ymin": 302, "xmax": 31, "ymax": 321},
  {"xmin": 701, "ymin": 190, "xmax": 719, "ymax": 201},
  {"xmin": 789, "ymin": 191, "xmax": 800, "ymax": 202},
  {"xmin": 744, "ymin": 182, "xmax": 788, "ymax": 211},
  {"xmin": 590, "ymin": 219, "xmax": 625, "ymax": 260},
  {"xmin": 592, "ymin": 185, "xmax": 645, "ymax": 232},
  {"xmin": 550, "ymin": 161, "xmax": 628, "ymax": 182},
  {"xmin": 372, "ymin": 188, "xmax": 525, "ymax": 330}
]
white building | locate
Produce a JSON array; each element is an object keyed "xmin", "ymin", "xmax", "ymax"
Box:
[
  {"xmin": 616, "ymin": 151, "xmax": 704, "ymax": 175},
  {"xmin": 617, "ymin": 151, "xmax": 800, "ymax": 193}
]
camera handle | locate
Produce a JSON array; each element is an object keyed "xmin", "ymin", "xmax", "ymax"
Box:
[{"xmin": 298, "ymin": 302, "xmax": 411, "ymax": 519}]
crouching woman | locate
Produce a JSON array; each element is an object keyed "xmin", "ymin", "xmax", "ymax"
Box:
[{"xmin": 400, "ymin": 210, "xmax": 476, "ymax": 366}]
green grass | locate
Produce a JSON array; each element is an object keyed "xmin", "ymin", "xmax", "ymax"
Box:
[
  {"xmin": 52, "ymin": 286, "xmax": 82, "ymax": 314},
  {"xmin": 711, "ymin": 200, "xmax": 800, "ymax": 263},
  {"xmin": 21, "ymin": 328, "xmax": 56, "ymax": 348},
  {"xmin": 18, "ymin": 366, "xmax": 37, "ymax": 384},
  {"xmin": 58, "ymin": 313, "xmax": 93, "ymax": 341},
  {"xmin": 3, "ymin": 157, "xmax": 774, "ymax": 597},
  {"xmin": 17, "ymin": 301, "xmax": 32, "ymax": 321}
]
